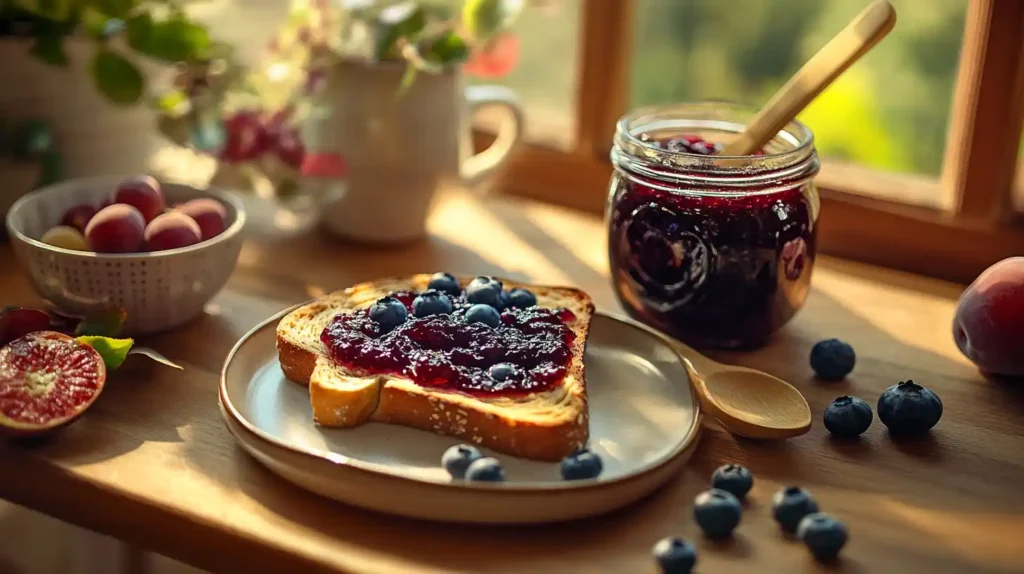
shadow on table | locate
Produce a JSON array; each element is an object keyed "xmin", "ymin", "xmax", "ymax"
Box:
[{"xmin": 175, "ymin": 257, "xmax": 1024, "ymax": 573}]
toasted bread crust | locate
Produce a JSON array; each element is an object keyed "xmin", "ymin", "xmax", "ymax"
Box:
[{"xmin": 275, "ymin": 274, "xmax": 594, "ymax": 461}]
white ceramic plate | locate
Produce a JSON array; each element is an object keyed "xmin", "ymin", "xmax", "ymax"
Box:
[{"xmin": 219, "ymin": 309, "xmax": 702, "ymax": 523}]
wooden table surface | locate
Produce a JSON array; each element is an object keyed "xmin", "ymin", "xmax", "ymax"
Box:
[{"xmin": 1, "ymin": 191, "xmax": 1022, "ymax": 574}]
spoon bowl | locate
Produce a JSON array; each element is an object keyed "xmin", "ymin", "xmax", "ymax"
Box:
[{"xmin": 683, "ymin": 359, "xmax": 812, "ymax": 439}]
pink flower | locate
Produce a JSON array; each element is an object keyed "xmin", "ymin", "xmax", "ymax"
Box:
[{"xmin": 464, "ymin": 33, "xmax": 520, "ymax": 79}]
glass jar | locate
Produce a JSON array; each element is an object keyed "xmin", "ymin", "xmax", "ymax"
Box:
[{"xmin": 606, "ymin": 102, "xmax": 820, "ymax": 349}]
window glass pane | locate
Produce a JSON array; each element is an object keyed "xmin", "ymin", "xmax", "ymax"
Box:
[
  {"xmin": 631, "ymin": 0, "xmax": 967, "ymax": 179},
  {"xmin": 442, "ymin": 0, "xmax": 580, "ymax": 150}
]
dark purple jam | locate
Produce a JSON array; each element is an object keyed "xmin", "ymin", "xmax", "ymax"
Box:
[
  {"xmin": 320, "ymin": 290, "xmax": 577, "ymax": 396},
  {"xmin": 608, "ymin": 136, "xmax": 817, "ymax": 349}
]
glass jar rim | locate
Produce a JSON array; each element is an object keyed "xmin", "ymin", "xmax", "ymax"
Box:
[{"xmin": 613, "ymin": 101, "xmax": 816, "ymax": 172}]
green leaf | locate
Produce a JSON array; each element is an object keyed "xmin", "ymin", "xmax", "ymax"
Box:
[
  {"xmin": 154, "ymin": 89, "xmax": 189, "ymax": 115},
  {"xmin": 126, "ymin": 13, "xmax": 210, "ymax": 62},
  {"xmin": 422, "ymin": 31, "xmax": 469, "ymax": 66},
  {"xmin": 127, "ymin": 346, "xmax": 183, "ymax": 370},
  {"xmin": 82, "ymin": 7, "xmax": 124, "ymax": 39},
  {"xmin": 90, "ymin": 48, "xmax": 144, "ymax": 105},
  {"xmin": 74, "ymin": 307, "xmax": 126, "ymax": 337},
  {"xmin": 374, "ymin": 1, "xmax": 425, "ymax": 61},
  {"xmin": 395, "ymin": 61, "xmax": 417, "ymax": 99},
  {"xmin": 77, "ymin": 336, "xmax": 134, "ymax": 370},
  {"xmin": 29, "ymin": 28, "xmax": 68, "ymax": 66}
]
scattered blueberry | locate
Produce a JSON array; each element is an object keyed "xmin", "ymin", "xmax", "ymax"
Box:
[
  {"xmin": 412, "ymin": 290, "xmax": 453, "ymax": 318},
  {"xmin": 772, "ymin": 486, "xmax": 819, "ymax": 533},
  {"xmin": 560, "ymin": 448, "xmax": 603, "ymax": 480},
  {"xmin": 797, "ymin": 513, "xmax": 848, "ymax": 562},
  {"xmin": 498, "ymin": 289, "xmax": 511, "ymax": 310},
  {"xmin": 507, "ymin": 288, "xmax": 538, "ymax": 309},
  {"xmin": 877, "ymin": 380, "xmax": 943, "ymax": 436},
  {"xmin": 488, "ymin": 363, "xmax": 517, "ymax": 382},
  {"xmin": 823, "ymin": 396, "xmax": 873, "ymax": 438},
  {"xmin": 465, "ymin": 303, "xmax": 501, "ymax": 328},
  {"xmin": 810, "ymin": 339, "xmax": 856, "ymax": 380},
  {"xmin": 465, "ymin": 276, "xmax": 504, "ymax": 308},
  {"xmin": 427, "ymin": 272, "xmax": 461, "ymax": 296},
  {"xmin": 651, "ymin": 536, "xmax": 697, "ymax": 574},
  {"xmin": 711, "ymin": 464, "xmax": 754, "ymax": 499},
  {"xmin": 693, "ymin": 489, "xmax": 742, "ymax": 539},
  {"xmin": 442, "ymin": 444, "xmax": 483, "ymax": 479},
  {"xmin": 368, "ymin": 296, "xmax": 408, "ymax": 332},
  {"xmin": 465, "ymin": 457, "xmax": 505, "ymax": 482}
]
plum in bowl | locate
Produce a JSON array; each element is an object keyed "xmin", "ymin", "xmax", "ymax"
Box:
[{"xmin": 4, "ymin": 176, "xmax": 246, "ymax": 335}]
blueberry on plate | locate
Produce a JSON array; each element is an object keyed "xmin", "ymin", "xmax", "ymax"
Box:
[
  {"xmin": 693, "ymin": 489, "xmax": 742, "ymax": 539},
  {"xmin": 466, "ymin": 303, "xmax": 501, "ymax": 328},
  {"xmin": 465, "ymin": 457, "xmax": 505, "ymax": 482},
  {"xmin": 412, "ymin": 290, "xmax": 454, "ymax": 318},
  {"xmin": 498, "ymin": 289, "xmax": 511, "ymax": 310},
  {"xmin": 488, "ymin": 363, "xmax": 517, "ymax": 383},
  {"xmin": 810, "ymin": 339, "xmax": 856, "ymax": 380},
  {"xmin": 427, "ymin": 272, "xmax": 461, "ymax": 296},
  {"xmin": 368, "ymin": 296, "xmax": 408, "ymax": 332},
  {"xmin": 651, "ymin": 536, "xmax": 697, "ymax": 574},
  {"xmin": 771, "ymin": 486, "xmax": 819, "ymax": 533},
  {"xmin": 711, "ymin": 463, "xmax": 753, "ymax": 499},
  {"xmin": 442, "ymin": 444, "xmax": 483, "ymax": 479},
  {"xmin": 465, "ymin": 276, "xmax": 504, "ymax": 308},
  {"xmin": 561, "ymin": 448, "xmax": 603, "ymax": 480},
  {"xmin": 823, "ymin": 396, "xmax": 873, "ymax": 438},
  {"xmin": 507, "ymin": 288, "xmax": 537, "ymax": 309},
  {"xmin": 797, "ymin": 513, "xmax": 848, "ymax": 562},
  {"xmin": 877, "ymin": 380, "xmax": 943, "ymax": 436}
]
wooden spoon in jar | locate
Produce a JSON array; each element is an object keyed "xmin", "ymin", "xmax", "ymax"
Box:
[
  {"xmin": 673, "ymin": 340, "xmax": 812, "ymax": 439},
  {"xmin": 720, "ymin": 0, "xmax": 897, "ymax": 156}
]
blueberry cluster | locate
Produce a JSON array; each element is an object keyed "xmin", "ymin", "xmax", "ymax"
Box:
[
  {"xmin": 441, "ymin": 445, "xmax": 604, "ymax": 484},
  {"xmin": 369, "ymin": 273, "xmax": 540, "ymax": 337},
  {"xmin": 653, "ymin": 465, "xmax": 849, "ymax": 573},
  {"xmin": 811, "ymin": 340, "xmax": 943, "ymax": 438}
]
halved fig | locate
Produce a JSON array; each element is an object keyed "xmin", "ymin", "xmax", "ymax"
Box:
[{"xmin": 0, "ymin": 331, "xmax": 106, "ymax": 435}]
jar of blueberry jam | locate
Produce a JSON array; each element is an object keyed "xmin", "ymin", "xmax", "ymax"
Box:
[{"xmin": 607, "ymin": 103, "xmax": 820, "ymax": 349}]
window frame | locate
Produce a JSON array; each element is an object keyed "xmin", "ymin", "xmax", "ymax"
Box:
[{"xmin": 475, "ymin": 0, "xmax": 1024, "ymax": 284}]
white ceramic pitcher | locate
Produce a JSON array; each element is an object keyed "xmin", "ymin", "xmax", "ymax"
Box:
[{"xmin": 304, "ymin": 59, "xmax": 525, "ymax": 243}]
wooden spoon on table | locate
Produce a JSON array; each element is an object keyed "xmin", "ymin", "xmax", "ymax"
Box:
[
  {"xmin": 720, "ymin": 0, "xmax": 897, "ymax": 156},
  {"xmin": 670, "ymin": 339, "xmax": 812, "ymax": 439}
]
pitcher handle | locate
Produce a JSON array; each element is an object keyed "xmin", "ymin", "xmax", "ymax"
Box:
[{"xmin": 460, "ymin": 85, "xmax": 525, "ymax": 188}]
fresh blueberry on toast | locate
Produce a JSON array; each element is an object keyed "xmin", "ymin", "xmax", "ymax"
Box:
[{"xmin": 275, "ymin": 274, "xmax": 595, "ymax": 462}]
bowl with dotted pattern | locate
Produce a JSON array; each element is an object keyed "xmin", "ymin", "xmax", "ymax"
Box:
[{"xmin": 5, "ymin": 176, "xmax": 246, "ymax": 334}]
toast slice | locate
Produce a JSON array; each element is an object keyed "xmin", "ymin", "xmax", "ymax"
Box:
[{"xmin": 275, "ymin": 275, "xmax": 595, "ymax": 462}]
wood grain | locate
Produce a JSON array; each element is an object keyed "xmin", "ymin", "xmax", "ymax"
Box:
[
  {"xmin": 574, "ymin": 0, "xmax": 635, "ymax": 160},
  {"xmin": 942, "ymin": 0, "xmax": 1024, "ymax": 222},
  {"xmin": 1, "ymin": 191, "xmax": 1023, "ymax": 574}
]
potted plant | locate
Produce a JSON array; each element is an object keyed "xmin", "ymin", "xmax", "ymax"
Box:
[
  {"xmin": 153, "ymin": 0, "xmax": 528, "ymax": 243},
  {"xmin": 0, "ymin": 0, "xmax": 211, "ymax": 225}
]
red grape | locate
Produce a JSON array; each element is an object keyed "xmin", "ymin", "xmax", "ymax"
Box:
[{"xmin": 221, "ymin": 110, "xmax": 272, "ymax": 163}]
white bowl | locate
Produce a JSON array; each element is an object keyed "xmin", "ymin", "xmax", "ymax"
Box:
[{"xmin": 5, "ymin": 176, "xmax": 246, "ymax": 334}]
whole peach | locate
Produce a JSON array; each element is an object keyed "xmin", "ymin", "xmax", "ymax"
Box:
[
  {"xmin": 113, "ymin": 175, "xmax": 165, "ymax": 223},
  {"xmin": 174, "ymin": 198, "xmax": 226, "ymax": 240},
  {"xmin": 85, "ymin": 204, "xmax": 146, "ymax": 253},
  {"xmin": 144, "ymin": 212, "xmax": 201, "ymax": 251},
  {"xmin": 953, "ymin": 257, "xmax": 1024, "ymax": 376}
]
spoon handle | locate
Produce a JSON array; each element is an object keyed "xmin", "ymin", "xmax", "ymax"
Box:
[{"xmin": 720, "ymin": 0, "xmax": 896, "ymax": 156}]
